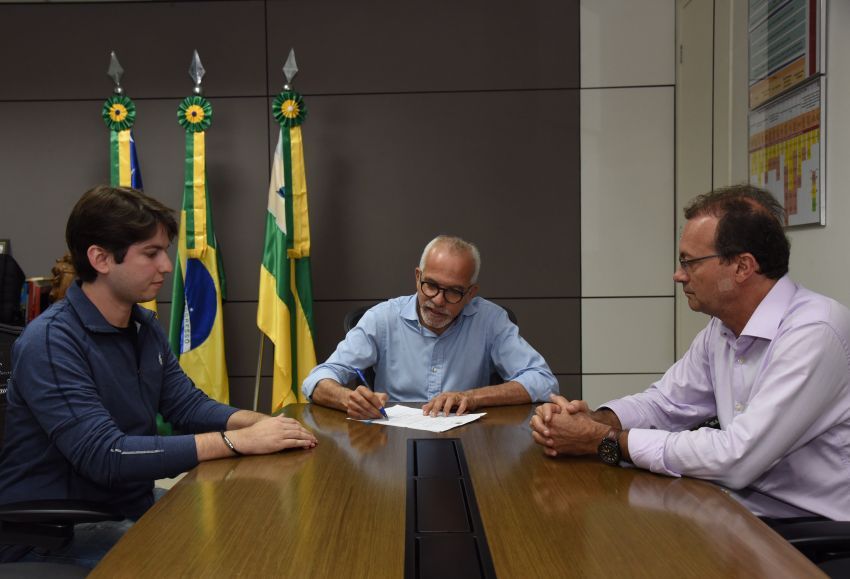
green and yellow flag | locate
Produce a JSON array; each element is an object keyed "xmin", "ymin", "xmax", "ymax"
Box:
[
  {"xmin": 257, "ymin": 90, "xmax": 317, "ymax": 412},
  {"xmin": 102, "ymin": 94, "xmax": 157, "ymax": 313},
  {"xmin": 168, "ymin": 95, "xmax": 229, "ymax": 403}
]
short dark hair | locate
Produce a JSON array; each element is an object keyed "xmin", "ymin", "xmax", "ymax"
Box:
[
  {"xmin": 684, "ymin": 184, "xmax": 790, "ymax": 279},
  {"xmin": 66, "ymin": 185, "xmax": 178, "ymax": 282}
]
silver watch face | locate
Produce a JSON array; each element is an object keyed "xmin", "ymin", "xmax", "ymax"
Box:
[{"xmin": 598, "ymin": 437, "xmax": 620, "ymax": 465}]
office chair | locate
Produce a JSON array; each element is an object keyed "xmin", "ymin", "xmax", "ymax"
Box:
[
  {"xmin": 681, "ymin": 400, "xmax": 850, "ymax": 575},
  {"xmin": 769, "ymin": 519, "xmax": 850, "ymax": 577},
  {"xmin": 0, "ymin": 322, "xmax": 122, "ymax": 574},
  {"xmin": 342, "ymin": 301, "xmax": 519, "ymax": 388}
]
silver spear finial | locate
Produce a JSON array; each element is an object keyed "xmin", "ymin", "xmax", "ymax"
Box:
[
  {"xmin": 189, "ymin": 49, "xmax": 206, "ymax": 95},
  {"xmin": 282, "ymin": 48, "xmax": 298, "ymax": 90},
  {"xmin": 107, "ymin": 51, "xmax": 124, "ymax": 95}
]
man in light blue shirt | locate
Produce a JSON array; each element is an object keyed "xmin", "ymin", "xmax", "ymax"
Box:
[{"xmin": 302, "ymin": 235, "xmax": 558, "ymax": 419}]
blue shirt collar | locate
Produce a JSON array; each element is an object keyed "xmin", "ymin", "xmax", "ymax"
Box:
[
  {"xmin": 66, "ymin": 281, "xmax": 156, "ymax": 333},
  {"xmin": 399, "ymin": 294, "xmax": 480, "ymax": 336}
]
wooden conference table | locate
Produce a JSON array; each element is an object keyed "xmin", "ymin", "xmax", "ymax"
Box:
[{"xmin": 91, "ymin": 404, "xmax": 823, "ymax": 578}]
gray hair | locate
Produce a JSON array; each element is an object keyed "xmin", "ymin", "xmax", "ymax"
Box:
[{"xmin": 419, "ymin": 235, "xmax": 481, "ymax": 284}]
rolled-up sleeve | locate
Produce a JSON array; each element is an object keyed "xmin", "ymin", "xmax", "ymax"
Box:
[
  {"xmin": 302, "ymin": 309, "xmax": 381, "ymax": 399},
  {"xmin": 489, "ymin": 315, "xmax": 558, "ymax": 402}
]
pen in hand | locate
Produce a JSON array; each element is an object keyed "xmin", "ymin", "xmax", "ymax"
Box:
[{"xmin": 355, "ymin": 368, "xmax": 389, "ymax": 420}]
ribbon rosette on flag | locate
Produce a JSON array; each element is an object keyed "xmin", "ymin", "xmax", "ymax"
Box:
[
  {"xmin": 102, "ymin": 94, "xmax": 143, "ymax": 189},
  {"xmin": 257, "ymin": 51, "xmax": 317, "ymax": 412},
  {"xmin": 168, "ymin": 52, "xmax": 229, "ymax": 403},
  {"xmin": 102, "ymin": 52, "xmax": 155, "ymax": 312}
]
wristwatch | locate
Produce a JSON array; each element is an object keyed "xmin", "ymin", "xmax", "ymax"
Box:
[{"xmin": 597, "ymin": 429, "xmax": 621, "ymax": 466}]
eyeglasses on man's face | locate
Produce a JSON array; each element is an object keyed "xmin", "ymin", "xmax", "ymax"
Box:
[
  {"xmin": 678, "ymin": 254, "xmax": 722, "ymax": 273},
  {"xmin": 418, "ymin": 278, "xmax": 470, "ymax": 304}
]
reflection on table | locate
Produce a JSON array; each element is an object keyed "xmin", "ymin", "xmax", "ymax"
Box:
[{"xmin": 90, "ymin": 404, "xmax": 824, "ymax": 578}]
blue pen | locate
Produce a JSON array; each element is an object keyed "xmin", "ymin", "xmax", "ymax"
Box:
[{"xmin": 355, "ymin": 368, "xmax": 389, "ymax": 420}]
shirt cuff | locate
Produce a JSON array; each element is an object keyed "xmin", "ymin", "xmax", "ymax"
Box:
[
  {"xmin": 214, "ymin": 404, "xmax": 240, "ymax": 429},
  {"xmin": 158, "ymin": 434, "xmax": 201, "ymax": 474},
  {"xmin": 627, "ymin": 428, "xmax": 680, "ymax": 478},
  {"xmin": 512, "ymin": 373, "xmax": 556, "ymax": 402},
  {"xmin": 117, "ymin": 434, "xmax": 199, "ymax": 480},
  {"xmin": 599, "ymin": 398, "xmax": 641, "ymax": 429}
]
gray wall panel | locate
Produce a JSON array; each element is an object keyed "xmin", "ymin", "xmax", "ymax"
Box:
[
  {"xmin": 266, "ymin": 0, "xmax": 580, "ymax": 95},
  {"xmin": 229, "ymin": 376, "xmax": 271, "ymax": 412},
  {"xmin": 304, "ymin": 90, "xmax": 581, "ymax": 300},
  {"xmin": 493, "ymin": 298, "xmax": 580, "ymax": 375},
  {"xmin": 0, "ymin": 101, "xmax": 107, "ymax": 278},
  {"xmin": 556, "ymin": 375, "xmax": 581, "ymax": 400},
  {"xmin": 0, "ymin": 2, "xmax": 267, "ymax": 100},
  {"xmin": 221, "ymin": 302, "xmax": 273, "ymax": 377}
]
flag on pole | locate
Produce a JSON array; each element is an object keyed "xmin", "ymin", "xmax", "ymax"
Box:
[
  {"xmin": 168, "ymin": 94, "xmax": 229, "ymax": 403},
  {"xmin": 257, "ymin": 88, "xmax": 317, "ymax": 412},
  {"xmin": 102, "ymin": 93, "xmax": 156, "ymax": 312}
]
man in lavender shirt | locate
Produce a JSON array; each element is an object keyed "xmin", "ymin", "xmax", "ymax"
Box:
[{"xmin": 530, "ymin": 184, "xmax": 850, "ymax": 520}]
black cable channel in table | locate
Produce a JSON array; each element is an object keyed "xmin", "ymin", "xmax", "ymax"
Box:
[{"xmin": 405, "ymin": 438, "xmax": 497, "ymax": 579}]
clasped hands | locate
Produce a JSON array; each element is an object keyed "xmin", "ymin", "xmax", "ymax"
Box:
[
  {"xmin": 344, "ymin": 385, "xmax": 478, "ymax": 420},
  {"xmin": 530, "ymin": 394, "xmax": 611, "ymax": 457}
]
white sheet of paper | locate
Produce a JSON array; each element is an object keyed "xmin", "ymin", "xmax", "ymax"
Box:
[{"xmin": 353, "ymin": 404, "xmax": 486, "ymax": 433}]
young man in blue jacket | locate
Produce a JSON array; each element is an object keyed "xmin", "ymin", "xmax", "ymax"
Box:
[{"xmin": 0, "ymin": 185, "xmax": 317, "ymax": 567}]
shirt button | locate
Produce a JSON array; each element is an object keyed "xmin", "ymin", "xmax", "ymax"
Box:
[
  {"xmin": 734, "ymin": 402, "xmax": 743, "ymax": 412},
  {"xmin": 737, "ymin": 358, "xmax": 744, "ymax": 364},
  {"xmin": 431, "ymin": 367, "xmax": 437, "ymax": 373}
]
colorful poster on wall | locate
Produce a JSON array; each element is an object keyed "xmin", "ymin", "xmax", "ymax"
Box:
[
  {"xmin": 748, "ymin": 79, "xmax": 823, "ymax": 226},
  {"xmin": 748, "ymin": 0, "xmax": 820, "ymax": 109}
]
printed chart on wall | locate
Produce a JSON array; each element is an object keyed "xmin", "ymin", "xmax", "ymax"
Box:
[
  {"xmin": 749, "ymin": 79, "xmax": 822, "ymax": 226},
  {"xmin": 749, "ymin": 0, "xmax": 820, "ymax": 109},
  {"xmin": 748, "ymin": 0, "xmax": 824, "ymax": 227}
]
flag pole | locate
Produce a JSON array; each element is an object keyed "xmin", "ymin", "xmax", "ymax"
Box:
[
  {"xmin": 251, "ymin": 51, "xmax": 295, "ymax": 413},
  {"xmin": 253, "ymin": 335, "xmax": 264, "ymax": 411}
]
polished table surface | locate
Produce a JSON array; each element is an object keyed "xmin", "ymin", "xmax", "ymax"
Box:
[{"xmin": 91, "ymin": 404, "xmax": 824, "ymax": 578}]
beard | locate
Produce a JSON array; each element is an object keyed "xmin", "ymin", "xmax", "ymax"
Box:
[{"xmin": 419, "ymin": 299, "xmax": 454, "ymax": 330}]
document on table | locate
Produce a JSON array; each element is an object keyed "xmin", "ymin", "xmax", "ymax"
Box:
[{"xmin": 354, "ymin": 404, "xmax": 486, "ymax": 433}]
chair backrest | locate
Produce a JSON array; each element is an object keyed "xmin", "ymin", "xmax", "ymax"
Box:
[
  {"xmin": 0, "ymin": 255, "xmax": 25, "ymax": 326},
  {"xmin": 0, "ymin": 323, "xmax": 123, "ymax": 568},
  {"xmin": 343, "ymin": 304, "xmax": 376, "ymax": 333},
  {"xmin": 0, "ymin": 323, "xmax": 23, "ymax": 449}
]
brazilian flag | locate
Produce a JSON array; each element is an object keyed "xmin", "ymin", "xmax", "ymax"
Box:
[{"xmin": 168, "ymin": 95, "xmax": 229, "ymax": 404}]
